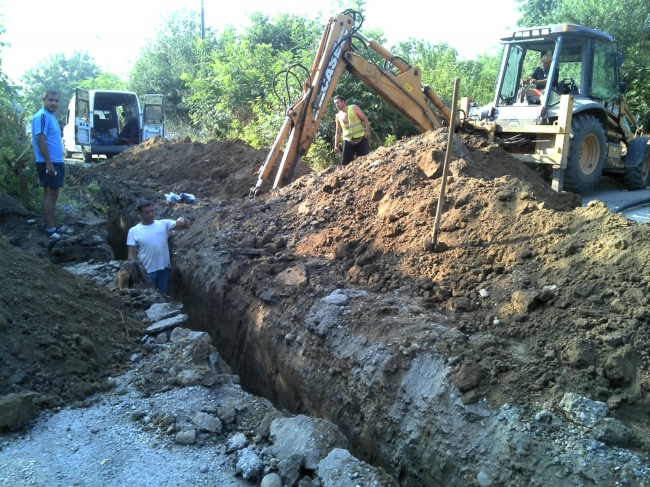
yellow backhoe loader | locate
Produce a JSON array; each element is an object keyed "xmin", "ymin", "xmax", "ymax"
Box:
[
  {"xmin": 253, "ymin": 12, "xmax": 648, "ymax": 195},
  {"xmin": 250, "ymin": 10, "xmax": 453, "ymax": 195}
]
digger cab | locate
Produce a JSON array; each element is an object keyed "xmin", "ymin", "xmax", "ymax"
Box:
[
  {"xmin": 494, "ymin": 24, "xmax": 620, "ymax": 115},
  {"xmin": 465, "ymin": 24, "xmax": 647, "ymax": 194}
]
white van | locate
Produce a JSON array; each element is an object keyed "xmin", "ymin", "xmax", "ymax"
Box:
[{"xmin": 62, "ymin": 89, "xmax": 164, "ymax": 162}]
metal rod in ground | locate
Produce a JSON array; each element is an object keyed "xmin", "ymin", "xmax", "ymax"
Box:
[{"xmin": 426, "ymin": 78, "xmax": 461, "ymax": 252}]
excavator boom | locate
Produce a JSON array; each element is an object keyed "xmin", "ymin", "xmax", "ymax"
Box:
[{"xmin": 252, "ymin": 10, "xmax": 452, "ymax": 193}]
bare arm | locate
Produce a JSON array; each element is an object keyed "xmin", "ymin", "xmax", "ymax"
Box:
[
  {"xmin": 334, "ymin": 116, "xmax": 342, "ymax": 153},
  {"xmin": 36, "ymin": 134, "xmax": 56, "ymax": 174},
  {"xmin": 173, "ymin": 216, "xmax": 191, "ymax": 231},
  {"xmin": 127, "ymin": 245, "xmax": 138, "ymax": 261},
  {"xmin": 353, "ymin": 105, "xmax": 370, "ymax": 138}
]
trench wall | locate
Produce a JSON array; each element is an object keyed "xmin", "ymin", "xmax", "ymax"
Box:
[{"xmin": 101, "ymin": 196, "xmax": 592, "ymax": 487}]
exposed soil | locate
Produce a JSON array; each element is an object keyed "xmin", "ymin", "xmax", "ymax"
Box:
[{"xmin": 2, "ymin": 131, "xmax": 650, "ymax": 486}]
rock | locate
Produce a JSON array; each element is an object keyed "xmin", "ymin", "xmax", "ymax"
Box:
[
  {"xmin": 321, "ymin": 290, "xmax": 349, "ymax": 306},
  {"xmin": 145, "ymin": 302, "xmax": 183, "ymax": 322},
  {"xmin": 305, "ymin": 303, "xmax": 344, "ymax": 337},
  {"xmin": 275, "ymin": 265, "xmax": 309, "ymax": 287},
  {"xmin": 7, "ymin": 369, "xmax": 27, "ymax": 385},
  {"xmin": 371, "ymin": 188, "xmax": 384, "ymax": 201},
  {"xmin": 316, "ymin": 448, "xmax": 398, "ymax": 487},
  {"xmin": 175, "ymin": 429, "xmax": 196, "ymax": 445},
  {"xmin": 191, "ymin": 411, "xmax": 222, "ymax": 433},
  {"xmin": 417, "ymin": 150, "xmax": 445, "ymax": 179},
  {"xmin": 0, "ymin": 393, "xmax": 39, "ymax": 431},
  {"xmin": 261, "ymin": 472, "xmax": 283, "ymax": 487},
  {"xmin": 454, "ymin": 364, "xmax": 487, "ymax": 393},
  {"xmin": 130, "ymin": 411, "xmax": 145, "ymax": 421},
  {"xmin": 563, "ymin": 339, "xmax": 596, "ymax": 369},
  {"xmin": 270, "ymin": 415, "xmax": 348, "ymax": 470},
  {"xmin": 208, "ymin": 352, "xmax": 233, "ymax": 375},
  {"xmin": 510, "ymin": 290, "xmax": 538, "ymax": 313},
  {"xmin": 604, "ymin": 347, "xmax": 636, "ymax": 386},
  {"xmin": 453, "ymin": 297, "xmax": 472, "ymax": 311},
  {"xmin": 477, "ymin": 470, "xmax": 492, "ymax": 487},
  {"xmin": 236, "ymin": 447, "xmax": 263, "ymax": 481},
  {"xmin": 0, "ymin": 193, "xmax": 31, "ymax": 217},
  {"xmin": 145, "ymin": 314, "xmax": 188, "ymax": 335},
  {"xmin": 593, "ymin": 418, "xmax": 629, "ymax": 446},
  {"xmin": 559, "ymin": 393, "xmax": 609, "ymax": 427},
  {"xmin": 277, "ymin": 453, "xmax": 303, "ymax": 487},
  {"xmin": 535, "ymin": 410, "xmax": 553, "ymax": 422},
  {"xmin": 49, "ymin": 231, "xmax": 114, "ymax": 264},
  {"xmin": 226, "ymin": 432, "xmax": 247, "ymax": 453}
]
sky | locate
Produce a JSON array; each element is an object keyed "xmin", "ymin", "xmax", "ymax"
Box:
[{"xmin": 0, "ymin": 0, "xmax": 521, "ymax": 84}]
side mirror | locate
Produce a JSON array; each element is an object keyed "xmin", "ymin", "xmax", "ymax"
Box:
[{"xmin": 620, "ymin": 81, "xmax": 628, "ymax": 94}]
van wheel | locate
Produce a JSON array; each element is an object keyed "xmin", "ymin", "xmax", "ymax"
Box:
[
  {"xmin": 623, "ymin": 145, "xmax": 650, "ymax": 190},
  {"xmin": 82, "ymin": 148, "xmax": 92, "ymax": 163},
  {"xmin": 563, "ymin": 114, "xmax": 606, "ymax": 193}
]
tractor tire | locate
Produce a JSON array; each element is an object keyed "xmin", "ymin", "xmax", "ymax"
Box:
[
  {"xmin": 563, "ymin": 114, "xmax": 606, "ymax": 193},
  {"xmin": 82, "ymin": 148, "xmax": 92, "ymax": 163},
  {"xmin": 623, "ymin": 145, "xmax": 650, "ymax": 190}
]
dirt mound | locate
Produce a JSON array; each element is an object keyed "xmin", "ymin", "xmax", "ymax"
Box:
[
  {"xmin": 0, "ymin": 239, "xmax": 150, "ymax": 418},
  {"xmin": 92, "ymin": 137, "xmax": 311, "ymax": 200},
  {"xmin": 84, "ymin": 130, "xmax": 650, "ymax": 435},
  {"xmin": 269, "ymin": 130, "xmax": 650, "ymax": 410},
  {"xmin": 3, "ymin": 131, "xmax": 650, "ymax": 485}
]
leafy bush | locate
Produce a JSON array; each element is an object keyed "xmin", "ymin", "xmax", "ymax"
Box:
[
  {"xmin": 0, "ymin": 89, "xmax": 39, "ymax": 208},
  {"xmin": 305, "ymin": 137, "xmax": 338, "ymax": 172}
]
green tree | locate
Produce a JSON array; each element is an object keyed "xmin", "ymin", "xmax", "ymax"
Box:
[
  {"xmin": 20, "ymin": 51, "xmax": 101, "ymax": 119},
  {"xmin": 0, "ymin": 19, "xmax": 36, "ymax": 205},
  {"xmin": 129, "ymin": 9, "xmax": 216, "ymax": 123},
  {"xmin": 77, "ymin": 72, "xmax": 126, "ymax": 91},
  {"xmin": 516, "ymin": 0, "xmax": 560, "ymax": 26},
  {"xmin": 186, "ymin": 13, "xmax": 323, "ymax": 142}
]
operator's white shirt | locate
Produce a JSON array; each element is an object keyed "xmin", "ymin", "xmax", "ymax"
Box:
[{"xmin": 126, "ymin": 220, "xmax": 176, "ymax": 273}]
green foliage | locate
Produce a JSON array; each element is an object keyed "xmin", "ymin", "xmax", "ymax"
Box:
[
  {"xmin": 129, "ymin": 9, "xmax": 217, "ymax": 123},
  {"xmin": 77, "ymin": 73, "xmax": 126, "ymax": 91},
  {"xmin": 20, "ymin": 51, "xmax": 101, "ymax": 119},
  {"xmin": 305, "ymin": 137, "xmax": 338, "ymax": 172},
  {"xmin": 185, "ymin": 13, "xmax": 323, "ymax": 142},
  {"xmin": 0, "ymin": 21, "xmax": 38, "ymax": 207},
  {"xmin": 56, "ymin": 180, "xmax": 107, "ymax": 219}
]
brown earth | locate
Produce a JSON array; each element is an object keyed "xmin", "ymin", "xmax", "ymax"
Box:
[{"xmin": 2, "ymin": 132, "xmax": 650, "ymax": 485}]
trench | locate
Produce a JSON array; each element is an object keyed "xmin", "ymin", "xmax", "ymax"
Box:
[{"xmin": 103, "ymin": 197, "xmax": 480, "ymax": 487}]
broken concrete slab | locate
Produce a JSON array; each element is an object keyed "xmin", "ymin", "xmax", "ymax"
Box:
[
  {"xmin": 146, "ymin": 302, "xmax": 183, "ymax": 322},
  {"xmin": 145, "ymin": 314, "xmax": 188, "ymax": 335}
]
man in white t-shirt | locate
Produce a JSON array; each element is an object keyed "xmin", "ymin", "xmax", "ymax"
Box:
[{"xmin": 126, "ymin": 199, "xmax": 190, "ymax": 295}]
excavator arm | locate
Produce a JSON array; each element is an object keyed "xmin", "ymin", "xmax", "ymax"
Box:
[{"xmin": 252, "ymin": 10, "xmax": 453, "ymax": 193}]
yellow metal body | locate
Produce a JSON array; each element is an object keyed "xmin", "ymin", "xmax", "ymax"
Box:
[{"xmin": 253, "ymin": 12, "xmax": 452, "ymax": 191}]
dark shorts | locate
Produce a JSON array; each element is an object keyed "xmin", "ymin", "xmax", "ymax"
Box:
[
  {"xmin": 341, "ymin": 137, "xmax": 370, "ymax": 166},
  {"xmin": 36, "ymin": 162, "xmax": 65, "ymax": 190}
]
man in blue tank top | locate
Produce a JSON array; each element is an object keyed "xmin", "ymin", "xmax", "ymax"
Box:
[{"xmin": 31, "ymin": 90, "xmax": 65, "ymax": 238}]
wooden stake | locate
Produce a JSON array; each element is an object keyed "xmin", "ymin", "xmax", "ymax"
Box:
[{"xmin": 424, "ymin": 78, "xmax": 461, "ymax": 252}]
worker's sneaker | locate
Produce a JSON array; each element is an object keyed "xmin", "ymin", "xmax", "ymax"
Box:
[{"xmin": 45, "ymin": 227, "xmax": 61, "ymax": 240}]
